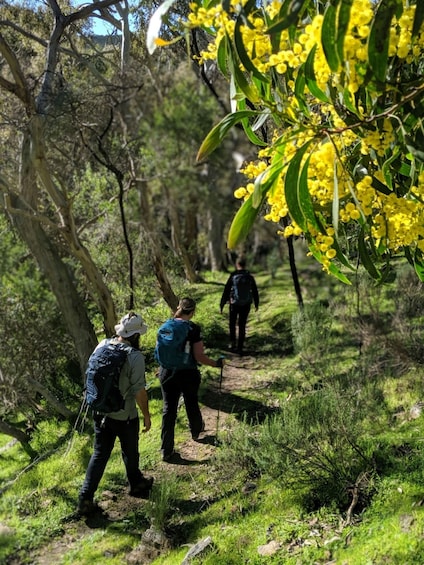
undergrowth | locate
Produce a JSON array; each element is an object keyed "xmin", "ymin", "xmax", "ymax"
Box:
[{"xmin": 1, "ymin": 260, "xmax": 424, "ymax": 564}]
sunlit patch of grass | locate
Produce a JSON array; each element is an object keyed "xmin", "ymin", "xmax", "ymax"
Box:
[
  {"xmin": 2, "ymin": 263, "xmax": 424, "ymax": 564},
  {"xmin": 335, "ymin": 479, "xmax": 424, "ymax": 564}
]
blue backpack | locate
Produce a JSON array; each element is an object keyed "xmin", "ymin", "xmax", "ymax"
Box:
[
  {"xmin": 85, "ymin": 341, "xmax": 130, "ymax": 413},
  {"xmin": 154, "ymin": 318, "xmax": 193, "ymax": 370}
]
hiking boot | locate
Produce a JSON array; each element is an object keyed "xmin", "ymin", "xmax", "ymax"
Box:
[
  {"xmin": 162, "ymin": 451, "xmax": 182, "ymax": 463},
  {"xmin": 129, "ymin": 476, "xmax": 154, "ymax": 497},
  {"xmin": 192, "ymin": 420, "xmax": 205, "ymax": 440},
  {"xmin": 77, "ymin": 498, "xmax": 101, "ymax": 516}
]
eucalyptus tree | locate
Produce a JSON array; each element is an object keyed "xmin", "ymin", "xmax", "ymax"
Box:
[
  {"xmin": 0, "ymin": 1, "xmax": 134, "ymax": 373},
  {"xmin": 0, "ymin": 1, "xmax": 187, "ymax": 367},
  {"xmin": 0, "ymin": 214, "xmax": 76, "ymax": 451}
]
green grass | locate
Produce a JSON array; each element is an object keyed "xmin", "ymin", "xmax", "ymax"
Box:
[{"xmin": 1, "ymin": 256, "xmax": 424, "ymax": 564}]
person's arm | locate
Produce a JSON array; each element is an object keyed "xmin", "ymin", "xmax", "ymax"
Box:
[
  {"xmin": 193, "ymin": 341, "xmax": 224, "ymax": 368},
  {"xmin": 135, "ymin": 388, "xmax": 151, "ymax": 433},
  {"xmin": 251, "ymin": 276, "xmax": 259, "ymax": 310},
  {"xmin": 220, "ymin": 275, "xmax": 233, "ymax": 311}
]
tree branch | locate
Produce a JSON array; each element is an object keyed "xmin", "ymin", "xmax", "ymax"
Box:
[{"xmin": 0, "ymin": 33, "xmax": 33, "ymax": 109}]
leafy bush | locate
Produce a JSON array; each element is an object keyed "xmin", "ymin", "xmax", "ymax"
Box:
[
  {"xmin": 217, "ymin": 385, "xmax": 376, "ymax": 511},
  {"xmin": 291, "ymin": 300, "xmax": 333, "ymax": 380}
]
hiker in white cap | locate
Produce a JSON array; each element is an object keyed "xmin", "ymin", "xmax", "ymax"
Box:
[{"xmin": 78, "ymin": 312, "xmax": 153, "ymax": 516}]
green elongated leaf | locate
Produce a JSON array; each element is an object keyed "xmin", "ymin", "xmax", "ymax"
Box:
[
  {"xmin": 370, "ymin": 176, "xmax": 392, "ymax": 196},
  {"xmin": 414, "ymin": 255, "xmax": 424, "ymax": 282},
  {"xmin": 342, "ymin": 87, "xmax": 360, "ymax": 117},
  {"xmin": 298, "ymin": 156, "xmax": 321, "ymax": 231},
  {"xmin": 309, "ymin": 248, "xmax": 352, "ymax": 284},
  {"xmin": 227, "ymin": 39, "xmax": 261, "ymax": 103},
  {"xmin": 251, "ymin": 161, "xmax": 283, "ymax": 209},
  {"xmin": 217, "ymin": 36, "xmax": 230, "ymax": 78},
  {"xmin": 236, "ymin": 97, "xmax": 269, "ymax": 146},
  {"xmin": 294, "ymin": 67, "xmax": 309, "ymax": 115},
  {"xmin": 284, "ymin": 143, "xmax": 311, "ymax": 230},
  {"xmin": 252, "ymin": 74, "xmax": 270, "ymax": 101},
  {"xmin": 304, "ymin": 46, "xmax": 330, "ymax": 103},
  {"xmin": 337, "ymin": 0, "xmax": 354, "ymax": 63},
  {"xmin": 197, "ymin": 110, "xmax": 261, "ymax": 161},
  {"xmin": 328, "ymin": 84, "xmax": 360, "ymax": 125},
  {"xmin": 381, "ymin": 149, "xmax": 402, "ymax": 188},
  {"xmin": 240, "ymin": 116, "xmax": 268, "ymax": 147},
  {"xmin": 358, "ymin": 228, "xmax": 381, "ymax": 280},
  {"xmin": 285, "ymin": 142, "xmax": 321, "ymax": 232},
  {"xmin": 412, "ymin": 0, "xmax": 424, "ymax": 37},
  {"xmin": 322, "ymin": 4, "xmax": 340, "ymax": 72},
  {"xmin": 227, "ymin": 195, "xmax": 265, "ymax": 249},
  {"xmin": 396, "ymin": 161, "xmax": 412, "ymax": 177},
  {"xmin": 204, "ymin": 0, "xmax": 221, "ymax": 8},
  {"xmin": 405, "ymin": 144, "xmax": 424, "ymax": 162},
  {"xmin": 265, "ymin": 0, "xmax": 308, "ymax": 34},
  {"xmin": 222, "ymin": 0, "xmax": 231, "ymax": 13},
  {"xmin": 404, "ymin": 248, "xmax": 424, "ymax": 281},
  {"xmin": 368, "ymin": 0, "xmax": 402, "ymax": 82},
  {"xmin": 234, "ymin": 0, "xmax": 269, "ymax": 83},
  {"xmin": 332, "ymin": 160, "xmax": 339, "ymax": 234}
]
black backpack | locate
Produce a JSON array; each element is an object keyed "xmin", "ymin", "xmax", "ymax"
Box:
[
  {"xmin": 231, "ymin": 272, "xmax": 253, "ymax": 306},
  {"xmin": 84, "ymin": 341, "xmax": 131, "ymax": 413}
]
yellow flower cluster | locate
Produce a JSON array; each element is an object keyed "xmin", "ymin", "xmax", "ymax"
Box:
[
  {"xmin": 360, "ymin": 120, "xmax": 396, "ymax": 157},
  {"xmin": 187, "ymin": 0, "xmax": 424, "ymax": 270},
  {"xmin": 371, "ymin": 192, "xmax": 424, "ymax": 252},
  {"xmin": 390, "ymin": 7, "xmax": 424, "ymax": 61}
]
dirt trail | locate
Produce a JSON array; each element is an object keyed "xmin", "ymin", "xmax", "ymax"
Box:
[{"xmin": 26, "ymin": 351, "xmax": 262, "ymax": 565}]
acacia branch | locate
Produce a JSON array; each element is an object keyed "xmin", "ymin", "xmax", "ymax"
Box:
[{"xmin": 323, "ymin": 84, "xmax": 424, "ymax": 136}]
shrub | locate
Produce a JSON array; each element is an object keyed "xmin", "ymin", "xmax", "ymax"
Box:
[{"xmin": 217, "ymin": 385, "xmax": 376, "ymax": 511}]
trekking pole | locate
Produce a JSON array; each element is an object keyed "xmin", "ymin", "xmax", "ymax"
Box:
[
  {"xmin": 64, "ymin": 399, "xmax": 89, "ymax": 457},
  {"xmin": 215, "ymin": 357, "xmax": 225, "ymax": 446}
]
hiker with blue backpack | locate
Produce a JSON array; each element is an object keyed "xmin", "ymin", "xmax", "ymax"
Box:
[
  {"xmin": 220, "ymin": 257, "xmax": 259, "ymax": 355},
  {"xmin": 78, "ymin": 312, "xmax": 153, "ymax": 516},
  {"xmin": 155, "ymin": 297, "xmax": 225, "ymax": 463}
]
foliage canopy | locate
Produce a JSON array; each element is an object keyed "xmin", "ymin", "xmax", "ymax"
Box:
[{"xmin": 150, "ymin": 0, "xmax": 424, "ymax": 283}]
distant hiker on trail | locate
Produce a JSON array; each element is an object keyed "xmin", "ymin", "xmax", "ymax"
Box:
[
  {"xmin": 155, "ymin": 297, "xmax": 225, "ymax": 463},
  {"xmin": 78, "ymin": 312, "xmax": 153, "ymax": 516},
  {"xmin": 220, "ymin": 257, "xmax": 259, "ymax": 355}
]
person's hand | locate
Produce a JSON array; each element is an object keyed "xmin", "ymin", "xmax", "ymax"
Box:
[
  {"xmin": 216, "ymin": 356, "xmax": 226, "ymax": 368},
  {"xmin": 142, "ymin": 414, "xmax": 152, "ymax": 433}
]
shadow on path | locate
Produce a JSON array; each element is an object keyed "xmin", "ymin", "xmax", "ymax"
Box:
[{"xmin": 199, "ymin": 387, "xmax": 277, "ymax": 425}]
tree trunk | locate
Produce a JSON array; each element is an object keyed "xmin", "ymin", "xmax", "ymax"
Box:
[
  {"xmin": 184, "ymin": 205, "xmax": 201, "ymax": 275},
  {"xmin": 0, "ymin": 419, "xmax": 38, "ymax": 459},
  {"xmin": 287, "ymin": 235, "xmax": 303, "ymax": 309},
  {"xmin": 9, "ymin": 191, "xmax": 97, "ymax": 373},
  {"xmin": 207, "ymin": 208, "xmax": 224, "ymax": 271},
  {"xmin": 137, "ymin": 180, "xmax": 179, "ymax": 311},
  {"xmin": 28, "ymin": 120, "xmax": 118, "ymax": 336},
  {"xmin": 27, "ymin": 377, "xmax": 74, "ymax": 420},
  {"xmin": 165, "ymin": 185, "xmax": 199, "ymax": 283}
]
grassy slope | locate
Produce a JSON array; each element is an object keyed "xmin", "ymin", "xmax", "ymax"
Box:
[{"xmin": 1, "ymin": 250, "xmax": 424, "ymax": 564}]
